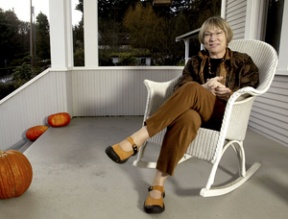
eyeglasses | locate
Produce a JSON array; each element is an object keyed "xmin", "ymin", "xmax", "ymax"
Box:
[{"xmin": 204, "ymin": 30, "xmax": 224, "ymax": 38}]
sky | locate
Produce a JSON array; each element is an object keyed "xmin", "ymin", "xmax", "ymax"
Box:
[{"xmin": 0, "ymin": 0, "xmax": 82, "ymax": 25}]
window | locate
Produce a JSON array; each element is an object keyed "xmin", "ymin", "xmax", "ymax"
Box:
[
  {"xmin": 264, "ymin": 0, "xmax": 284, "ymax": 53},
  {"xmin": 248, "ymin": 0, "xmax": 287, "ymax": 75},
  {"xmin": 97, "ymin": 0, "xmax": 221, "ymax": 66}
]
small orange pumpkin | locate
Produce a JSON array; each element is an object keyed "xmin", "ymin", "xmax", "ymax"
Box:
[
  {"xmin": 47, "ymin": 112, "xmax": 71, "ymax": 127},
  {"xmin": 0, "ymin": 150, "xmax": 33, "ymax": 199},
  {"xmin": 26, "ymin": 125, "xmax": 49, "ymax": 141}
]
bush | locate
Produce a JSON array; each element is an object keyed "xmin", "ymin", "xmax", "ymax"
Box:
[
  {"xmin": 0, "ymin": 82, "xmax": 17, "ymax": 100},
  {"xmin": 118, "ymin": 53, "xmax": 137, "ymax": 66},
  {"xmin": 74, "ymin": 48, "xmax": 84, "ymax": 66},
  {"xmin": 0, "ymin": 67, "xmax": 14, "ymax": 77},
  {"xmin": 12, "ymin": 63, "xmax": 37, "ymax": 82},
  {"xmin": 99, "ymin": 50, "xmax": 115, "ymax": 66}
]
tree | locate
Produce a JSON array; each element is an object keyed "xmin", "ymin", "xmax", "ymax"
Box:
[
  {"xmin": 36, "ymin": 12, "xmax": 50, "ymax": 64},
  {"xmin": 124, "ymin": 3, "xmax": 163, "ymax": 51},
  {"xmin": 158, "ymin": 12, "xmax": 190, "ymax": 64},
  {"xmin": 18, "ymin": 21, "xmax": 31, "ymax": 58},
  {"xmin": 12, "ymin": 63, "xmax": 37, "ymax": 83},
  {"xmin": 98, "ymin": 0, "xmax": 139, "ymax": 21},
  {"xmin": 123, "ymin": 2, "xmax": 189, "ymax": 65},
  {"xmin": 74, "ymin": 0, "xmax": 84, "ymax": 66},
  {"xmin": 0, "ymin": 9, "xmax": 22, "ymax": 68},
  {"xmin": 0, "ymin": 8, "xmax": 51, "ymax": 100},
  {"xmin": 75, "ymin": 0, "xmax": 83, "ymax": 12},
  {"xmin": 73, "ymin": 0, "xmax": 221, "ymax": 66},
  {"xmin": 75, "ymin": 0, "xmax": 139, "ymax": 46}
]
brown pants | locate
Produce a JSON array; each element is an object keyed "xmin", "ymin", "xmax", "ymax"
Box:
[{"xmin": 145, "ymin": 82, "xmax": 226, "ymax": 175}]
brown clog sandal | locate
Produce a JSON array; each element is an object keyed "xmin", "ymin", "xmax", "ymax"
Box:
[
  {"xmin": 105, "ymin": 137, "xmax": 138, "ymax": 164},
  {"xmin": 144, "ymin": 185, "xmax": 165, "ymax": 214}
]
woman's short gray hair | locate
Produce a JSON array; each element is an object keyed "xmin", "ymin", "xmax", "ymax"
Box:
[{"xmin": 198, "ymin": 16, "xmax": 234, "ymax": 44}]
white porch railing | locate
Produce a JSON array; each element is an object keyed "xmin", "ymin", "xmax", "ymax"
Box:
[{"xmin": 0, "ymin": 67, "xmax": 181, "ymax": 150}]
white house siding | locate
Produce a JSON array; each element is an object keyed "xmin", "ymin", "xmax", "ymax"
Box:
[
  {"xmin": 223, "ymin": 0, "xmax": 288, "ymax": 147},
  {"xmin": 249, "ymin": 75, "xmax": 288, "ymax": 147},
  {"xmin": 0, "ymin": 70, "xmax": 73, "ymax": 151},
  {"xmin": 0, "ymin": 67, "xmax": 181, "ymax": 151},
  {"xmin": 225, "ymin": 0, "xmax": 247, "ymax": 39},
  {"xmin": 71, "ymin": 67, "xmax": 181, "ymax": 116}
]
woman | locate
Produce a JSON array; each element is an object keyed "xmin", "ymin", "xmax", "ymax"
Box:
[{"xmin": 105, "ymin": 16, "xmax": 259, "ymax": 214}]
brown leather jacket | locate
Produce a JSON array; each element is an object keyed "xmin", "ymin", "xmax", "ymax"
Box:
[{"xmin": 174, "ymin": 48, "xmax": 259, "ymax": 93}]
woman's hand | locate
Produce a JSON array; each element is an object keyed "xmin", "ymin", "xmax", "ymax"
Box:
[
  {"xmin": 214, "ymin": 85, "xmax": 232, "ymax": 101},
  {"xmin": 203, "ymin": 76, "xmax": 232, "ymax": 100},
  {"xmin": 203, "ymin": 76, "xmax": 224, "ymax": 94}
]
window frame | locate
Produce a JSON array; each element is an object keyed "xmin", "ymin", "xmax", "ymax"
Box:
[
  {"xmin": 246, "ymin": 0, "xmax": 288, "ymax": 76},
  {"xmin": 277, "ymin": 0, "xmax": 288, "ymax": 75}
]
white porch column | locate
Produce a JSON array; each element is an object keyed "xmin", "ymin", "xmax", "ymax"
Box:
[
  {"xmin": 84, "ymin": 0, "xmax": 99, "ymax": 67},
  {"xmin": 220, "ymin": 0, "xmax": 226, "ymax": 18},
  {"xmin": 278, "ymin": 1, "xmax": 288, "ymax": 73},
  {"xmin": 184, "ymin": 39, "xmax": 189, "ymax": 63},
  {"xmin": 49, "ymin": 0, "xmax": 74, "ymax": 69},
  {"xmin": 244, "ymin": 0, "xmax": 266, "ymax": 39}
]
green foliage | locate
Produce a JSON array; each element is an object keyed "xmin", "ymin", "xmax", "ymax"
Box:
[
  {"xmin": 123, "ymin": 2, "xmax": 188, "ymax": 65},
  {"xmin": 0, "ymin": 67, "xmax": 14, "ymax": 77},
  {"xmin": 0, "ymin": 8, "xmax": 51, "ymax": 69},
  {"xmin": 73, "ymin": 20, "xmax": 84, "ymax": 47},
  {"xmin": 75, "ymin": 0, "xmax": 83, "ymax": 12},
  {"xmin": 74, "ymin": 48, "xmax": 84, "ymax": 66},
  {"xmin": 0, "ymin": 62, "xmax": 42, "ymax": 100},
  {"xmin": 118, "ymin": 53, "xmax": 138, "ymax": 66},
  {"xmin": 0, "ymin": 0, "xmax": 222, "ymax": 71},
  {"xmin": 36, "ymin": 12, "xmax": 50, "ymax": 61},
  {"xmin": 0, "ymin": 9, "xmax": 23, "ymax": 67},
  {"xmin": 99, "ymin": 19, "xmax": 124, "ymax": 47},
  {"xmin": 12, "ymin": 63, "xmax": 37, "ymax": 83},
  {"xmin": 123, "ymin": 3, "xmax": 162, "ymax": 50},
  {"xmin": 0, "ymin": 62, "xmax": 41, "ymax": 99},
  {"xmin": 99, "ymin": 50, "xmax": 115, "ymax": 66},
  {"xmin": 111, "ymin": 48, "xmax": 151, "ymax": 57},
  {"xmin": 97, "ymin": 0, "xmax": 139, "ymax": 21},
  {"xmin": 0, "ymin": 81, "xmax": 17, "ymax": 100},
  {"xmin": 73, "ymin": 4, "xmax": 84, "ymax": 66},
  {"xmin": 74, "ymin": 0, "xmax": 221, "ymax": 66}
]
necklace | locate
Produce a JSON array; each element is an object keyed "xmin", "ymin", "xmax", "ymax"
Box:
[
  {"xmin": 208, "ymin": 60, "xmax": 213, "ymax": 75},
  {"xmin": 208, "ymin": 58, "xmax": 224, "ymax": 75}
]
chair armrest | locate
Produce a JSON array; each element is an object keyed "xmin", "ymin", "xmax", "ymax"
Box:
[
  {"xmin": 228, "ymin": 86, "xmax": 262, "ymax": 104},
  {"xmin": 143, "ymin": 76, "xmax": 180, "ymax": 119},
  {"xmin": 220, "ymin": 86, "xmax": 260, "ymax": 141}
]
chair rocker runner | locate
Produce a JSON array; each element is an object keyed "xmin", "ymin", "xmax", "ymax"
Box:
[{"xmin": 133, "ymin": 39, "xmax": 278, "ymax": 197}]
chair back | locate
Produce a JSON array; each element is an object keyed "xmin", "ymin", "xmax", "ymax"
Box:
[{"xmin": 229, "ymin": 39, "xmax": 278, "ymax": 94}]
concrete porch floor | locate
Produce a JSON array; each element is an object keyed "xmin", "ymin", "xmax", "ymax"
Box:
[{"xmin": 0, "ymin": 116, "xmax": 287, "ymax": 219}]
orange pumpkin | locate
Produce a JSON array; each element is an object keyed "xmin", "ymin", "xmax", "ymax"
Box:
[
  {"xmin": 26, "ymin": 125, "xmax": 49, "ymax": 141},
  {"xmin": 47, "ymin": 112, "xmax": 71, "ymax": 127},
  {"xmin": 0, "ymin": 150, "xmax": 33, "ymax": 199}
]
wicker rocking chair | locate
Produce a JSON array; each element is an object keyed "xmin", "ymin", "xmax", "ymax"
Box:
[{"xmin": 133, "ymin": 39, "xmax": 278, "ymax": 197}]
